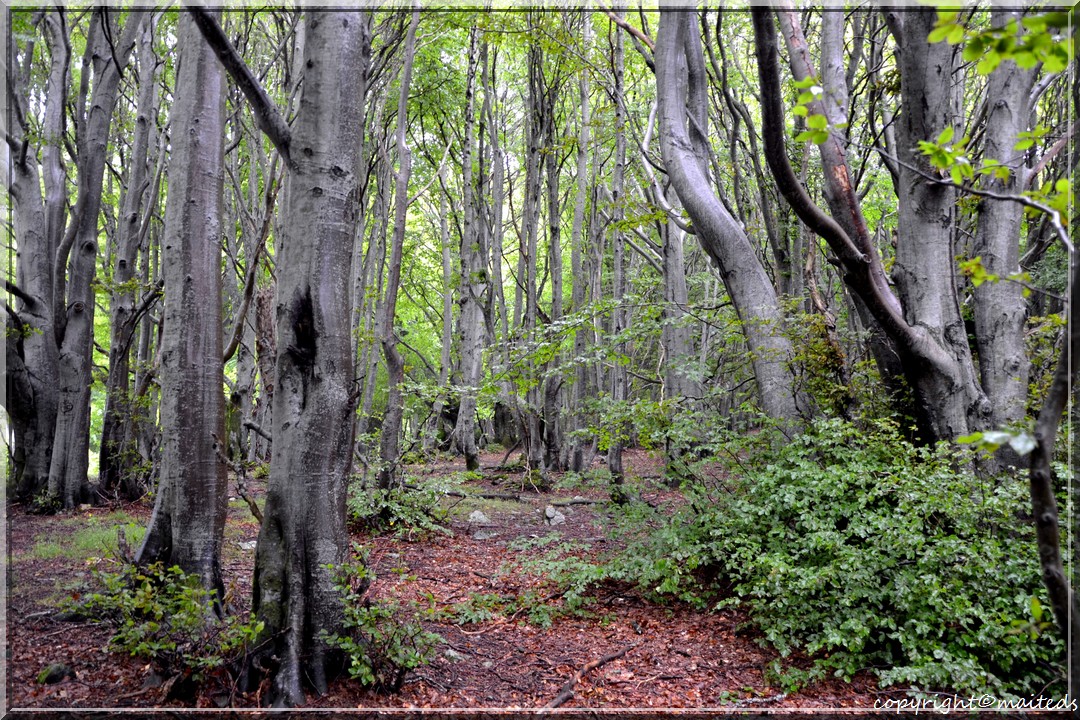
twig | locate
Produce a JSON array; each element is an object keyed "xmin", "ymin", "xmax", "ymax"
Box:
[
  {"xmin": 243, "ymin": 420, "xmax": 272, "ymax": 443},
  {"xmin": 212, "ymin": 433, "xmax": 263, "ymax": 524},
  {"xmin": 546, "ymin": 642, "xmax": 637, "ymax": 708}
]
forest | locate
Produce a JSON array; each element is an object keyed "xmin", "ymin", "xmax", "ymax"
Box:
[{"xmin": 4, "ymin": 5, "xmax": 1077, "ymax": 712}]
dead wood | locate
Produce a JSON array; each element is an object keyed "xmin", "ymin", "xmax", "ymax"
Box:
[{"xmin": 546, "ymin": 642, "xmax": 637, "ymax": 708}]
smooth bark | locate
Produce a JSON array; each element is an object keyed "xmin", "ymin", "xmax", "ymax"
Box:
[{"xmin": 136, "ymin": 10, "xmax": 229, "ymax": 596}]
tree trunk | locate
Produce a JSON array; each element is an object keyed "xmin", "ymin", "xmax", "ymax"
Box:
[
  {"xmin": 6, "ymin": 11, "xmax": 67, "ymax": 502},
  {"xmin": 971, "ymin": 10, "xmax": 1034, "ymax": 441},
  {"xmin": 100, "ymin": 17, "xmax": 158, "ymax": 500},
  {"xmin": 49, "ymin": 10, "xmax": 144, "ymax": 508},
  {"xmin": 655, "ymin": 10, "xmax": 802, "ymax": 427},
  {"xmin": 887, "ymin": 10, "xmax": 990, "ymax": 439},
  {"xmin": 569, "ymin": 16, "xmax": 592, "ymax": 473},
  {"xmin": 192, "ymin": 7, "xmax": 372, "ymax": 703},
  {"xmin": 377, "ymin": 11, "xmax": 420, "ymax": 490},
  {"xmin": 451, "ymin": 27, "xmax": 486, "ymax": 471},
  {"xmin": 608, "ymin": 11, "xmax": 629, "ymax": 491},
  {"xmin": 136, "ymin": 10, "xmax": 228, "ymax": 596}
]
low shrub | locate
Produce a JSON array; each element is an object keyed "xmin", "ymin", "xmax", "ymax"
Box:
[
  {"xmin": 321, "ymin": 550, "xmax": 442, "ymax": 692},
  {"xmin": 606, "ymin": 418, "xmax": 1065, "ymax": 697},
  {"xmin": 65, "ymin": 562, "xmax": 263, "ymax": 691}
]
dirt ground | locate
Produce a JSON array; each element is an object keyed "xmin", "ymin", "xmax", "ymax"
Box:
[{"xmin": 6, "ymin": 449, "xmax": 881, "ymax": 712}]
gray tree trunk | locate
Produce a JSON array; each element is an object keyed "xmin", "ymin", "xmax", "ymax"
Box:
[
  {"xmin": 136, "ymin": 10, "xmax": 228, "ymax": 596},
  {"xmin": 6, "ymin": 10, "xmax": 68, "ymax": 502},
  {"xmin": 192, "ymin": 7, "xmax": 372, "ymax": 703},
  {"xmin": 50, "ymin": 10, "xmax": 144, "ymax": 508},
  {"xmin": 451, "ymin": 27, "xmax": 486, "ymax": 471},
  {"xmin": 607, "ymin": 11, "xmax": 629, "ymax": 491},
  {"xmin": 655, "ymin": 10, "xmax": 802, "ymax": 427},
  {"xmin": 972, "ymin": 10, "xmax": 1034, "ymax": 438},
  {"xmin": 377, "ymin": 11, "xmax": 420, "ymax": 490},
  {"xmin": 569, "ymin": 16, "xmax": 592, "ymax": 473},
  {"xmin": 888, "ymin": 10, "xmax": 991, "ymax": 439},
  {"xmin": 100, "ymin": 18, "xmax": 158, "ymax": 499}
]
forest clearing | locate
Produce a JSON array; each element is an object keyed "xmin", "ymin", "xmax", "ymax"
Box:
[{"xmin": 4, "ymin": 4, "xmax": 1076, "ymax": 714}]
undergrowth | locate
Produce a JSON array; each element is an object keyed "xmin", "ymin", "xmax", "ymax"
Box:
[
  {"xmin": 321, "ymin": 547, "xmax": 442, "ymax": 692},
  {"xmin": 511, "ymin": 419, "xmax": 1067, "ymax": 698},
  {"xmin": 64, "ymin": 562, "xmax": 263, "ymax": 696}
]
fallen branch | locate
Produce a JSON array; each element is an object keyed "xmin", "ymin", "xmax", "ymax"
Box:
[{"xmin": 546, "ymin": 643, "xmax": 637, "ymax": 708}]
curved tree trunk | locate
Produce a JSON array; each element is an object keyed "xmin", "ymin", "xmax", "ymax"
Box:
[
  {"xmin": 136, "ymin": 9, "xmax": 228, "ymax": 596},
  {"xmin": 655, "ymin": 9, "xmax": 802, "ymax": 427},
  {"xmin": 49, "ymin": 10, "xmax": 144, "ymax": 509}
]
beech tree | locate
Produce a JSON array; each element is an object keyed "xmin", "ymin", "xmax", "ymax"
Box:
[{"xmin": 136, "ymin": 9, "xmax": 228, "ymax": 595}]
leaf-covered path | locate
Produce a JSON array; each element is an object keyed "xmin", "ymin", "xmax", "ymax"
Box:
[{"xmin": 7, "ymin": 451, "xmax": 878, "ymax": 711}]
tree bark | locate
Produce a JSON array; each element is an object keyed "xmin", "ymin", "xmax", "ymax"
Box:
[
  {"xmin": 972, "ymin": 10, "xmax": 1034, "ymax": 440},
  {"xmin": 450, "ymin": 26, "xmax": 486, "ymax": 472},
  {"xmin": 49, "ymin": 10, "xmax": 144, "ymax": 509},
  {"xmin": 195, "ymin": 8, "xmax": 372, "ymax": 704},
  {"xmin": 608, "ymin": 11, "xmax": 629, "ymax": 491},
  {"xmin": 655, "ymin": 10, "xmax": 802, "ymax": 428},
  {"xmin": 6, "ymin": 10, "xmax": 67, "ymax": 502},
  {"xmin": 100, "ymin": 17, "xmax": 158, "ymax": 500},
  {"xmin": 136, "ymin": 9, "xmax": 229, "ymax": 597},
  {"xmin": 377, "ymin": 11, "xmax": 420, "ymax": 490}
]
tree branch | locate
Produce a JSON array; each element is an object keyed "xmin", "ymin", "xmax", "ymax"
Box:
[
  {"xmin": 187, "ymin": 6, "xmax": 293, "ymax": 168},
  {"xmin": 546, "ymin": 643, "xmax": 636, "ymax": 708}
]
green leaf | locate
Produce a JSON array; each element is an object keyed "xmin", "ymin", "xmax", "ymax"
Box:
[
  {"xmin": 928, "ymin": 24, "xmax": 953, "ymax": 44},
  {"xmin": 1013, "ymin": 138, "xmax": 1034, "ymax": 151},
  {"xmin": 1031, "ymin": 596, "xmax": 1043, "ymax": 622},
  {"xmin": 936, "ymin": 126, "xmax": 954, "ymax": 144},
  {"xmin": 977, "ymin": 53, "xmax": 1002, "ymax": 75},
  {"xmin": 806, "ymin": 114, "xmax": 828, "ymax": 131},
  {"xmin": 956, "ymin": 432, "xmax": 983, "ymax": 445},
  {"xmin": 792, "ymin": 105, "xmax": 808, "ymax": 117},
  {"xmin": 946, "ymin": 24, "xmax": 966, "ymax": 45}
]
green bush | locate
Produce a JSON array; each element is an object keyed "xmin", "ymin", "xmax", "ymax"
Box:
[
  {"xmin": 606, "ymin": 419, "xmax": 1065, "ymax": 697},
  {"xmin": 66, "ymin": 562, "xmax": 263, "ymax": 688},
  {"xmin": 347, "ymin": 478, "xmax": 452, "ymax": 538},
  {"xmin": 321, "ymin": 552, "xmax": 441, "ymax": 692}
]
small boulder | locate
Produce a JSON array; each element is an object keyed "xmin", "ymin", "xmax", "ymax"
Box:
[
  {"xmin": 544, "ymin": 505, "xmax": 566, "ymax": 526},
  {"xmin": 468, "ymin": 510, "xmax": 491, "ymax": 524},
  {"xmin": 37, "ymin": 663, "xmax": 75, "ymax": 685}
]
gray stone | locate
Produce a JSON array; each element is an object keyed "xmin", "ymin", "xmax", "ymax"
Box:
[
  {"xmin": 473, "ymin": 529, "xmax": 499, "ymax": 541},
  {"xmin": 444, "ymin": 648, "xmax": 466, "ymax": 663},
  {"xmin": 238, "ymin": 540, "xmax": 257, "ymax": 551},
  {"xmin": 544, "ymin": 505, "xmax": 566, "ymax": 526},
  {"xmin": 37, "ymin": 663, "xmax": 75, "ymax": 685},
  {"xmin": 468, "ymin": 510, "xmax": 491, "ymax": 524}
]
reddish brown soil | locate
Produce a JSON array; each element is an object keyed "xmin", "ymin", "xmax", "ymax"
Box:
[{"xmin": 6, "ymin": 450, "xmax": 879, "ymax": 711}]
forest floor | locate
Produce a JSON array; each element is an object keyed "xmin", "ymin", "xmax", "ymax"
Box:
[{"xmin": 7, "ymin": 449, "xmax": 881, "ymax": 711}]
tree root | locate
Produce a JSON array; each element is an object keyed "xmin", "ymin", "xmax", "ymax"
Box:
[{"xmin": 546, "ymin": 642, "xmax": 637, "ymax": 708}]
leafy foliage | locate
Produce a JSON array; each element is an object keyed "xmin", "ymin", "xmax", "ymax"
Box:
[
  {"xmin": 603, "ymin": 420, "xmax": 1065, "ymax": 696},
  {"xmin": 65, "ymin": 562, "xmax": 263, "ymax": 688},
  {"xmin": 321, "ymin": 552, "xmax": 442, "ymax": 692},
  {"xmin": 346, "ymin": 477, "xmax": 453, "ymax": 539}
]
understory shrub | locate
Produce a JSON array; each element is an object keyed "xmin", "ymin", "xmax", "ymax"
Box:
[
  {"xmin": 347, "ymin": 476, "xmax": 453, "ymax": 538},
  {"xmin": 605, "ymin": 419, "xmax": 1066, "ymax": 697},
  {"xmin": 321, "ymin": 549, "xmax": 442, "ymax": 692},
  {"xmin": 66, "ymin": 562, "xmax": 263, "ymax": 690}
]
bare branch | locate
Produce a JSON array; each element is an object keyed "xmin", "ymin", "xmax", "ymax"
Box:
[{"xmin": 187, "ymin": 6, "xmax": 293, "ymax": 168}]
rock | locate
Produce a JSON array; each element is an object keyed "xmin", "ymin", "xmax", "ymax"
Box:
[
  {"xmin": 37, "ymin": 663, "xmax": 75, "ymax": 685},
  {"xmin": 544, "ymin": 505, "xmax": 566, "ymax": 526},
  {"xmin": 238, "ymin": 540, "xmax": 257, "ymax": 551},
  {"xmin": 472, "ymin": 529, "xmax": 499, "ymax": 541},
  {"xmin": 468, "ymin": 510, "xmax": 490, "ymax": 524},
  {"xmin": 443, "ymin": 648, "xmax": 465, "ymax": 663}
]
